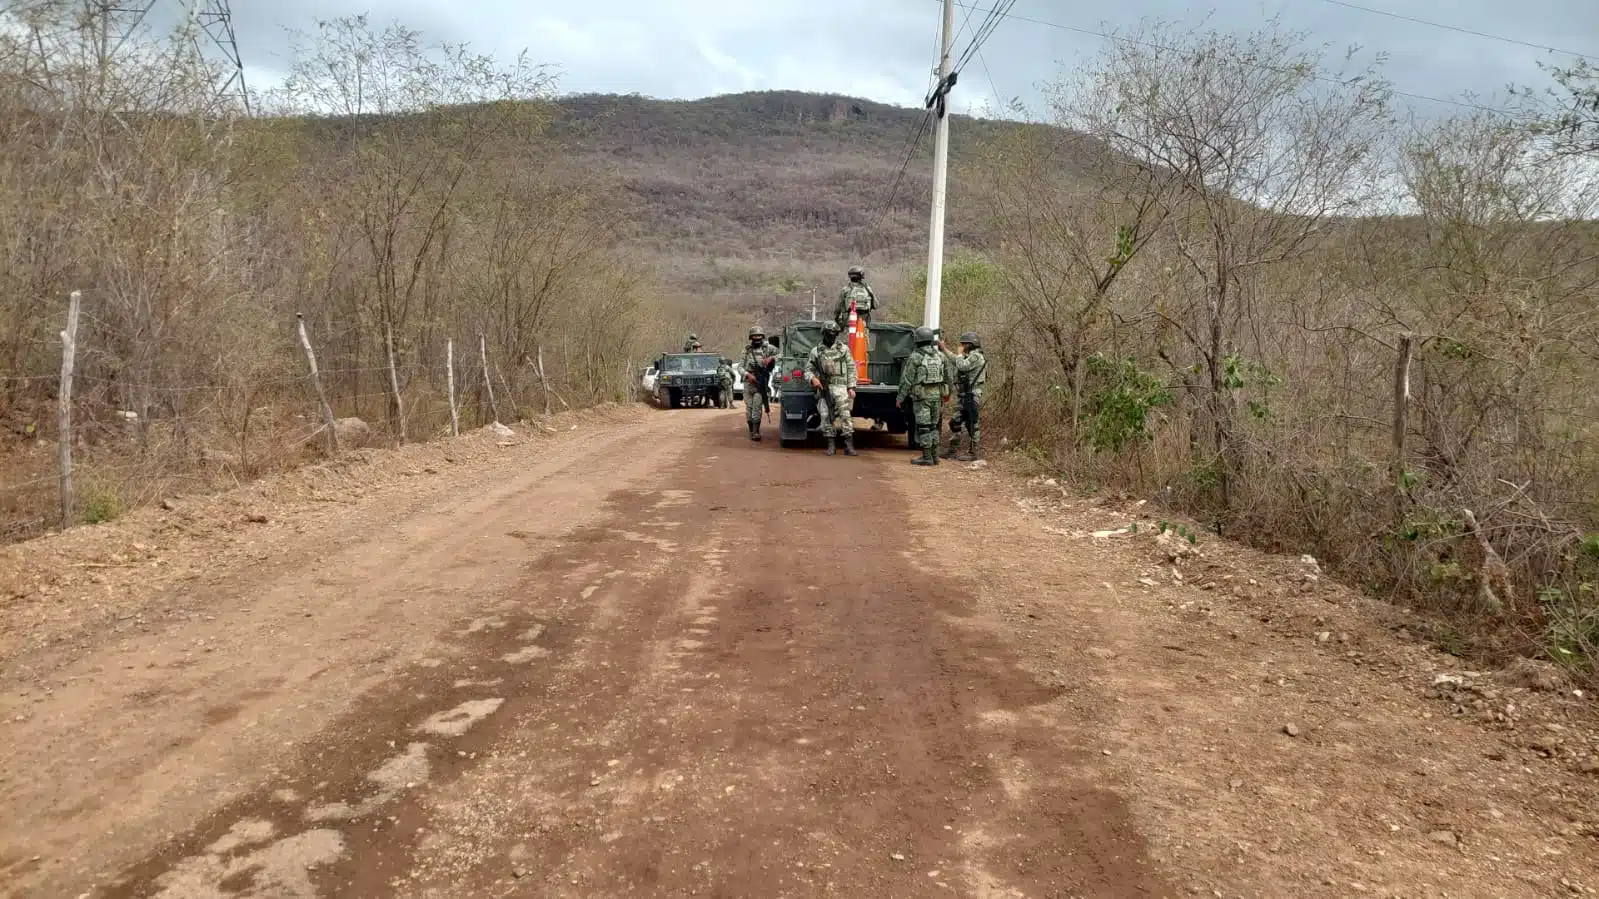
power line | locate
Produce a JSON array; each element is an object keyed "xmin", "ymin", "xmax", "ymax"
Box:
[
  {"xmin": 944, "ymin": 0, "xmax": 1520, "ymax": 118},
  {"xmin": 950, "ymin": 1, "xmax": 1001, "ymax": 73},
  {"xmin": 975, "ymin": 44, "xmax": 1004, "ymax": 117},
  {"xmin": 953, "ymin": 0, "xmax": 1018, "ymax": 76},
  {"xmin": 875, "ymin": 4, "xmax": 957, "ymax": 230},
  {"xmin": 1315, "ymin": 0, "xmax": 1599, "ymax": 64},
  {"xmin": 878, "ymin": 109, "xmax": 934, "ymax": 226}
]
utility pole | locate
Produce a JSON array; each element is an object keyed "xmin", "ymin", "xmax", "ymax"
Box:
[
  {"xmin": 923, "ymin": 0, "xmax": 956, "ymax": 332},
  {"xmin": 810, "ymin": 287, "xmax": 818, "ymax": 321}
]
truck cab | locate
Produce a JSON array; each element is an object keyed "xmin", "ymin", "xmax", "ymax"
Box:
[{"xmin": 773, "ymin": 320, "xmax": 920, "ymax": 446}]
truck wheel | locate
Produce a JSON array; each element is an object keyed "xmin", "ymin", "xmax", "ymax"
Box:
[{"xmin": 668, "ymin": 389, "xmax": 681, "ymax": 409}]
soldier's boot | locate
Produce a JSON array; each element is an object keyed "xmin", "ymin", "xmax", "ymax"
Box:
[
  {"xmin": 940, "ymin": 436, "xmax": 960, "ymax": 459},
  {"xmin": 748, "ymin": 421, "xmax": 760, "ymax": 441},
  {"xmin": 825, "ymin": 435, "xmax": 836, "ymax": 456},
  {"xmin": 842, "ymin": 435, "xmax": 858, "ymax": 456},
  {"xmin": 955, "ymin": 432, "xmax": 976, "ymax": 462},
  {"xmin": 911, "ymin": 438, "xmax": 936, "ymax": 465}
]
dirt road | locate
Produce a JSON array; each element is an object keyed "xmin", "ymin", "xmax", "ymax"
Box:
[{"xmin": 2, "ymin": 407, "xmax": 1596, "ymax": 897}]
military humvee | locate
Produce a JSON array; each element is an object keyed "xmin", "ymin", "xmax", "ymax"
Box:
[
  {"xmin": 773, "ymin": 320, "xmax": 921, "ymax": 447},
  {"xmin": 653, "ymin": 352, "xmax": 724, "ymax": 408}
]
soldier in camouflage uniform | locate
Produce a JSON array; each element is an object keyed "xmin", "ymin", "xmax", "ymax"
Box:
[
  {"xmin": 833, "ymin": 265, "xmax": 877, "ymax": 329},
  {"xmin": 939, "ymin": 332, "xmax": 987, "ymax": 460},
  {"xmin": 717, "ymin": 357, "xmax": 736, "ymax": 408},
  {"xmin": 741, "ymin": 326, "xmax": 778, "ymax": 440},
  {"xmin": 897, "ymin": 326, "xmax": 949, "ymax": 465},
  {"xmin": 683, "ymin": 333, "xmax": 702, "ymax": 352},
  {"xmin": 804, "ymin": 320, "xmax": 858, "ymax": 456}
]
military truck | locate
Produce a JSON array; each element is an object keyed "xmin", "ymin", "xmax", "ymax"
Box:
[
  {"xmin": 773, "ymin": 320, "xmax": 920, "ymax": 446},
  {"xmin": 653, "ymin": 352, "xmax": 725, "ymax": 408}
]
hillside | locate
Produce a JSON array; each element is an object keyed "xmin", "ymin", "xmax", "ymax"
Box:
[{"xmin": 546, "ymin": 91, "xmax": 1088, "ymax": 293}]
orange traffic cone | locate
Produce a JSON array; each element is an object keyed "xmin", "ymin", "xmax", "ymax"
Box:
[{"xmin": 847, "ymin": 299, "xmax": 870, "ymax": 383}]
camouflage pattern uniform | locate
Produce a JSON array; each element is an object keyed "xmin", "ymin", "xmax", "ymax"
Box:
[
  {"xmin": 717, "ymin": 358, "xmax": 735, "ymax": 408},
  {"xmin": 833, "ymin": 265, "xmax": 877, "ymax": 328},
  {"xmin": 941, "ymin": 333, "xmax": 986, "ymax": 460},
  {"xmin": 897, "ymin": 327, "xmax": 949, "ymax": 465},
  {"xmin": 741, "ymin": 328, "xmax": 777, "ymax": 439},
  {"xmin": 683, "ymin": 333, "xmax": 702, "ymax": 352},
  {"xmin": 804, "ymin": 323, "xmax": 858, "ymax": 455}
]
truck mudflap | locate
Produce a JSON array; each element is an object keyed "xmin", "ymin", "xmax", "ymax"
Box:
[{"xmin": 778, "ymin": 391, "xmax": 816, "ymax": 442}]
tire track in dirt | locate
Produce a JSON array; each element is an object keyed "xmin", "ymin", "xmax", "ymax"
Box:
[
  {"xmin": 95, "ymin": 415, "xmax": 1170, "ymax": 898},
  {"xmin": 0, "ymin": 410, "xmax": 711, "ymax": 898}
]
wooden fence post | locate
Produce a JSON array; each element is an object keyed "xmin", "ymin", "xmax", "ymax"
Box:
[
  {"xmin": 537, "ymin": 345, "xmax": 553, "ymax": 416},
  {"xmin": 1391, "ymin": 332, "xmax": 1415, "ymax": 523},
  {"xmin": 497, "ymin": 362, "xmax": 520, "ymax": 423},
  {"xmin": 296, "ymin": 313, "xmax": 339, "ymax": 455},
  {"xmin": 446, "ymin": 338, "xmax": 460, "ymax": 437},
  {"xmin": 383, "ymin": 318, "xmax": 407, "ymax": 443},
  {"xmin": 479, "ymin": 333, "xmax": 499, "ymax": 424},
  {"xmin": 58, "ymin": 290, "xmax": 81, "ymax": 529}
]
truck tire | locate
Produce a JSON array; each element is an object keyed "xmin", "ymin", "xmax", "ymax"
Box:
[{"xmin": 668, "ymin": 388, "xmax": 681, "ymax": 409}]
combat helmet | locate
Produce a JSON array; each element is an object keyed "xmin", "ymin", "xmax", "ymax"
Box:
[
  {"xmin": 748, "ymin": 326, "xmax": 765, "ymax": 339},
  {"xmin": 913, "ymin": 326, "xmax": 935, "ymax": 345},
  {"xmin": 848, "ymin": 265, "xmax": 865, "ymax": 278},
  {"xmin": 821, "ymin": 320, "xmax": 841, "ymax": 334},
  {"xmin": 958, "ymin": 331, "xmax": 981, "ymax": 348}
]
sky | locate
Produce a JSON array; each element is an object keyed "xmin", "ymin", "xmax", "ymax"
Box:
[{"xmin": 200, "ymin": 0, "xmax": 1599, "ymax": 121}]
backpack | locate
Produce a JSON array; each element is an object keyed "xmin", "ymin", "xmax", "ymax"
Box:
[{"xmin": 844, "ymin": 283, "xmax": 874, "ymax": 311}]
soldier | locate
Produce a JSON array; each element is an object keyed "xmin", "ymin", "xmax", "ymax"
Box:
[
  {"xmin": 741, "ymin": 326, "xmax": 777, "ymax": 440},
  {"xmin": 896, "ymin": 326, "xmax": 949, "ymax": 465},
  {"xmin": 804, "ymin": 320, "xmax": 859, "ymax": 456},
  {"xmin": 939, "ymin": 332, "xmax": 987, "ymax": 460},
  {"xmin": 717, "ymin": 357, "xmax": 735, "ymax": 408},
  {"xmin": 683, "ymin": 333, "xmax": 702, "ymax": 352},
  {"xmin": 833, "ymin": 265, "xmax": 877, "ymax": 329}
]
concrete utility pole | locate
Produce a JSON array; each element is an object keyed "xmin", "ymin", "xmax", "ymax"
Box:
[{"xmin": 923, "ymin": 0, "xmax": 956, "ymax": 331}]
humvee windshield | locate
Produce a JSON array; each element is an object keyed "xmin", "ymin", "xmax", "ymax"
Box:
[{"xmin": 661, "ymin": 354, "xmax": 719, "ymax": 372}]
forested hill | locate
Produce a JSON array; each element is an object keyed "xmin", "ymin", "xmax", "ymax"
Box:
[{"xmin": 545, "ymin": 91, "xmax": 1090, "ymax": 292}]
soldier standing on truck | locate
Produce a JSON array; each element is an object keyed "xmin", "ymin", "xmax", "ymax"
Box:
[
  {"xmin": 897, "ymin": 326, "xmax": 949, "ymax": 466},
  {"xmin": 833, "ymin": 265, "xmax": 876, "ymax": 329},
  {"xmin": 804, "ymin": 320, "xmax": 859, "ymax": 456},
  {"xmin": 717, "ymin": 357, "xmax": 735, "ymax": 408},
  {"xmin": 683, "ymin": 333, "xmax": 702, "ymax": 352},
  {"xmin": 741, "ymin": 326, "xmax": 777, "ymax": 440},
  {"xmin": 939, "ymin": 332, "xmax": 986, "ymax": 461}
]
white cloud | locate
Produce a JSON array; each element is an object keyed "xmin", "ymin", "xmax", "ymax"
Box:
[{"xmin": 137, "ymin": 0, "xmax": 1599, "ymax": 118}]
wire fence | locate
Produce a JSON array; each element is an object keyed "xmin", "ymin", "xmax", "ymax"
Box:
[{"xmin": 0, "ymin": 309, "xmax": 598, "ymax": 544}]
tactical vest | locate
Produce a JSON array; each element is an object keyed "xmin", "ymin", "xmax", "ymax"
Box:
[
  {"xmin": 959, "ymin": 351, "xmax": 986, "ymax": 393},
  {"xmin": 844, "ymin": 283, "xmax": 873, "ymax": 311},
  {"xmin": 818, "ymin": 345, "xmax": 849, "ymax": 380},
  {"xmin": 919, "ymin": 349, "xmax": 945, "ymax": 385},
  {"xmin": 743, "ymin": 345, "xmax": 774, "ymax": 382}
]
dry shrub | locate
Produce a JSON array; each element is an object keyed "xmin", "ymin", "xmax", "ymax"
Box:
[
  {"xmin": 0, "ymin": 6, "xmax": 667, "ymax": 538},
  {"xmin": 958, "ymin": 19, "xmax": 1599, "ymax": 683}
]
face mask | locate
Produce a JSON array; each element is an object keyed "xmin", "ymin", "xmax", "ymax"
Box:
[{"xmin": 822, "ymin": 333, "xmax": 837, "ymax": 346}]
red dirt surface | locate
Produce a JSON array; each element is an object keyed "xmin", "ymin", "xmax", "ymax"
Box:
[{"xmin": 1, "ymin": 407, "xmax": 1594, "ymax": 898}]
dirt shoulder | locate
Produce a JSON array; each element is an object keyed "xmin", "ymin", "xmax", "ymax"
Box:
[{"xmin": 900, "ymin": 459, "xmax": 1598, "ymax": 897}]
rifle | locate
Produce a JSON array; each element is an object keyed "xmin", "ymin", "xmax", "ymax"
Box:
[{"xmin": 747, "ymin": 356, "xmax": 773, "ymax": 412}]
